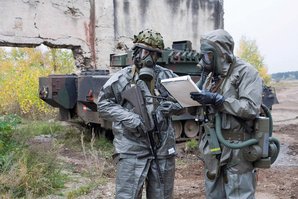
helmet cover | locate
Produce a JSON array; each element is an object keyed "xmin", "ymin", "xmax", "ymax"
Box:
[{"xmin": 133, "ymin": 29, "xmax": 164, "ymax": 53}]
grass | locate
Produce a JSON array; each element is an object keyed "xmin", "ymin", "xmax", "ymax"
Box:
[
  {"xmin": 67, "ymin": 183, "xmax": 96, "ymax": 199},
  {"xmin": 0, "ymin": 114, "xmax": 115, "ymax": 198},
  {"xmin": 0, "ymin": 114, "xmax": 70, "ymax": 198},
  {"xmin": 80, "ymin": 130, "xmax": 114, "ymax": 178},
  {"xmin": 66, "ymin": 178, "xmax": 107, "ymax": 199},
  {"xmin": 176, "ymin": 157, "xmax": 188, "ymax": 167},
  {"xmin": 60, "ymin": 128, "xmax": 113, "ymax": 198}
]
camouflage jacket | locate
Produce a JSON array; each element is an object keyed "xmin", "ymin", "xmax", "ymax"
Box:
[{"xmin": 97, "ymin": 65, "xmax": 181, "ymax": 159}]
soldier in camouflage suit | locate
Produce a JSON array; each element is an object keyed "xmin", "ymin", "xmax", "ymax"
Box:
[
  {"xmin": 97, "ymin": 29, "xmax": 182, "ymax": 199},
  {"xmin": 190, "ymin": 29, "xmax": 263, "ymax": 199}
]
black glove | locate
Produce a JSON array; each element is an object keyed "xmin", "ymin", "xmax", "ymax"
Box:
[{"xmin": 190, "ymin": 90, "xmax": 225, "ymax": 107}]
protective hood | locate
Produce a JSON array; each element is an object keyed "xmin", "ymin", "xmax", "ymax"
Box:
[{"xmin": 200, "ymin": 29, "xmax": 235, "ymax": 76}]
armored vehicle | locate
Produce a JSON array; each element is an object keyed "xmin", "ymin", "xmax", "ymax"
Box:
[
  {"xmin": 39, "ymin": 40, "xmax": 278, "ymax": 141},
  {"xmin": 262, "ymin": 85, "xmax": 279, "ymax": 110}
]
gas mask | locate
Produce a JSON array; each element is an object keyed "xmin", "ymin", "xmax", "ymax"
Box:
[
  {"xmin": 133, "ymin": 48, "xmax": 157, "ymax": 81},
  {"xmin": 199, "ymin": 40, "xmax": 233, "ymax": 76},
  {"xmin": 199, "ymin": 51, "xmax": 214, "ymax": 72}
]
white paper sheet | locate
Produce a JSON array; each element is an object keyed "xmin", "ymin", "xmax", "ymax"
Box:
[{"xmin": 161, "ymin": 75, "xmax": 201, "ymax": 107}]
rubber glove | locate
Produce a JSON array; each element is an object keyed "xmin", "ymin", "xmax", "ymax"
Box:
[{"xmin": 190, "ymin": 90, "xmax": 225, "ymax": 107}]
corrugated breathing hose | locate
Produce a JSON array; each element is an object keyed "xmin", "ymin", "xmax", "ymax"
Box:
[{"xmin": 215, "ymin": 104, "xmax": 280, "ymax": 164}]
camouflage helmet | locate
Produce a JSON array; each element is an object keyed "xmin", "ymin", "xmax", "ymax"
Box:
[{"xmin": 133, "ymin": 29, "xmax": 164, "ymax": 53}]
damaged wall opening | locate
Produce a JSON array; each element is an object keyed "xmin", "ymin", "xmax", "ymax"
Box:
[
  {"xmin": 0, "ymin": 44, "xmax": 76, "ymax": 73},
  {"xmin": 0, "ymin": 44, "xmax": 76, "ymax": 119}
]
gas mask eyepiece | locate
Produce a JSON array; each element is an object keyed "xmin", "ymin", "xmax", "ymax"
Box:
[
  {"xmin": 198, "ymin": 51, "xmax": 214, "ymax": 72},
  {"xmin": 140, "ymin": 54, "xmax": 154, "ymax": 68},
  {"xmin": 202, "ymin": 52, "xmax": 214, "ymax": 65},
  {"xmin": 134, "ymin": 48, "xmax": 157, "ymax": 81}
]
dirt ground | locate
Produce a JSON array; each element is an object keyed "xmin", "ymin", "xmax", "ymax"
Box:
[{"xmin": 52, "ymin": 80, "xmax": 298, "ymax": 199}]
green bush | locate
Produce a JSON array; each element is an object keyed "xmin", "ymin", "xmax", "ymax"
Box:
[
  {"xmin": 185, "ymin": 138, "xmax": 198, "ymax": 152},
  {"xmin": 0, "ymin": 115, "xmax": 68, "ymax": 198},
  {"xmin": 0, "ymin": 114, "xmax": 22, "ymax": 172}
]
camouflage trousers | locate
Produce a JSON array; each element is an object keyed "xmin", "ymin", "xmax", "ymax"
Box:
[{"xmin": 115, "ymin": 156, "xmax": 175, "ymax": 199}]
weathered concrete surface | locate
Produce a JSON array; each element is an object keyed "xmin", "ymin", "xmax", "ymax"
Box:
[
  {"xmin": 0, "ymin": 0, "xmax": 223, "ymax": 69},
  {"xmin": 113, "ymin": 0, "xmax": 223, "ymax": 50}
]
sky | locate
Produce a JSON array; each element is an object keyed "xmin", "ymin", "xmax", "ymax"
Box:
[{"xmin": 224, "ymin": 0, "xmax": 298, "ymax": 74}]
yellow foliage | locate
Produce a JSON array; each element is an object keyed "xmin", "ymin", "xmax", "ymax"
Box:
[
  {"xmin": 236, "ymin": 37, "xmax": 271, "ymax": 84},
  {"xmin": 0, "ymin": 47, "xmax": 75, "ymax": 119}
]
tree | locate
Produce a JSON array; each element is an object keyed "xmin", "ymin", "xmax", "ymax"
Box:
[
  {"xmin": 236, "ymin": 37, "xmax": 271, "ymax": 84},
  {"xmin": 0, "ymin": 47, "xmax": 75, "ymax": 119}
]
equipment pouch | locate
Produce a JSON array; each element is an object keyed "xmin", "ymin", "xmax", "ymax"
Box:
[
  {"xmin": 203, "ymin": 123, "xmax": 221, "ymax": 155},
  {"xmin": 199, "ymin": 133, "xmax": 221, "ymax": 177}
]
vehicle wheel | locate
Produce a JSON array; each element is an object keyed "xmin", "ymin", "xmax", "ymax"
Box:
[
  {"xmin": 173, "ymin": 121, "xmax": 183, "ymax": 139},
  {"xmin": 184, "ymin": 120, "xmax": 200, "ymax": 138}
]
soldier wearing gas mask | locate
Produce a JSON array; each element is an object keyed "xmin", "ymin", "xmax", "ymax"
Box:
[
  {"xmin": 132, "ymin": 36, "xmax": 161, "ymax": 82},
  {"xmin": 190, "ymin": 29, "xmax": 263, "ymax": 199},
  {"xmin": 97, "ymin": 29, "xmax": 182, "ymax": 199}
]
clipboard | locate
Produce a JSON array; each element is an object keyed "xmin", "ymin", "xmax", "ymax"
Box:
[{"xmin": 161, "ymin": 75, "xmax": 201, "ymax": 107}]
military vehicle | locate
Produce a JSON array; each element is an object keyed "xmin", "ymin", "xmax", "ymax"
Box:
[
  {"xmin": 262, "ymin": 85, "xmax": 279, "ymax": 110},
  {"xmin": 39, "ymin": 40, "xmax": 278, "ymax": 141}
]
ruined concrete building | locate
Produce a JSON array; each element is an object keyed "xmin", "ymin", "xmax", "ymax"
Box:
[{"xmin": 0, "ymin": 0, "xmax": 223, "ymax": 70}]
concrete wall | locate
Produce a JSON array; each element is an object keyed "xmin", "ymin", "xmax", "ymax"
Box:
[{"xmin": 0, "ymin": 0, "xmax": 223, "ymax": 70}]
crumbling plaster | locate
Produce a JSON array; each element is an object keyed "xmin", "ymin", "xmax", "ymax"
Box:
[{"xmin": 0, "ymin": 0, "xmax": 223, "ymax": 70}]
